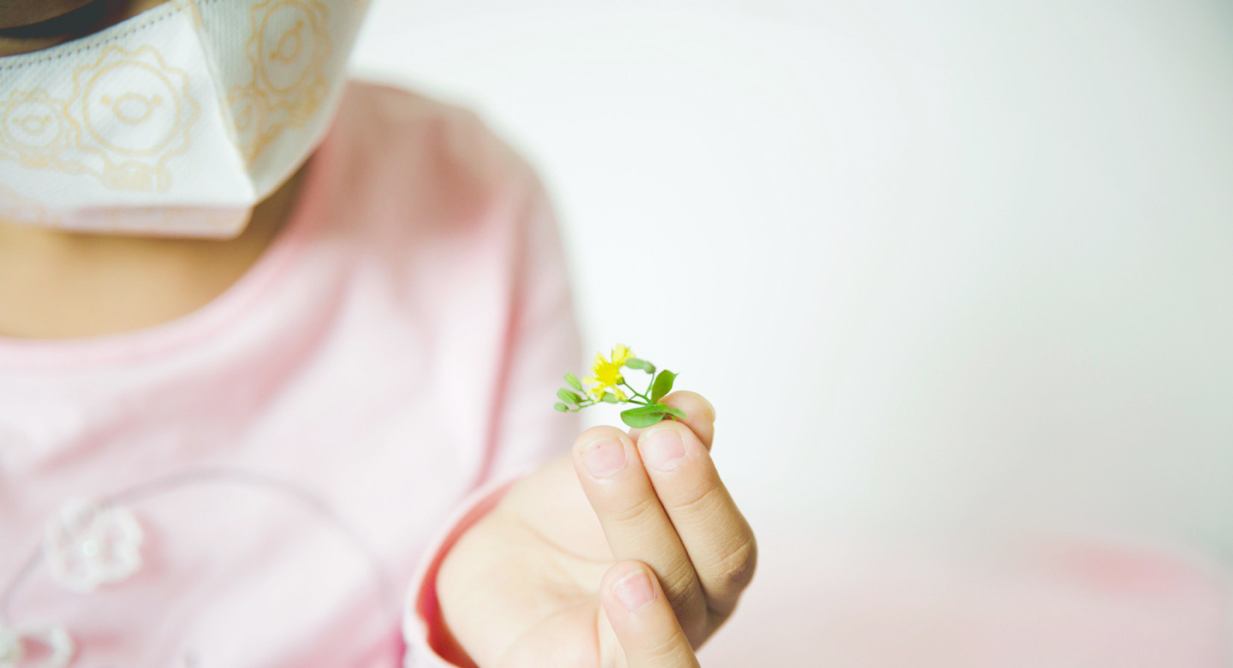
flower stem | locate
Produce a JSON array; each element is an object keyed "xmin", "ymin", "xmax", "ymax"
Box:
[{"xmin": 620, "ymin": 381, "xmax": 651, "ymax": 402}]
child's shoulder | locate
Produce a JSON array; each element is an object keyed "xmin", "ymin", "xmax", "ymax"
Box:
[
  {"xmin": 331, "ymin": 80, "xmax": 538, "ymax": 194},
  {"xmin": 339, "ymin": 80, "xmax": 475, "ymax": 125}
]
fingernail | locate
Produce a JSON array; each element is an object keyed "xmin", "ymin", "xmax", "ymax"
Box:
[
  {"xmin": 615, "ymin": 571, "xmax": 655, "ymax": 611},
  {"xmin": 642, "ymin": 428, "xmax": 685, "ymax": 472},
  {"xmin": 584, "ymin": 439, "xmax": 626, "ymax": 478}
]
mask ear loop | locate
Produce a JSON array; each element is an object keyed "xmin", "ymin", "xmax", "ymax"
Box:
[{"xmin": 0, "ymin": 466, "xmax": 401, "ymax": 628}]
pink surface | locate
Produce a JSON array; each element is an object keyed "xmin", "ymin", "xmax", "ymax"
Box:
[
  {"xmin": 699, "ymin": 534, "xmax": 1231, "ymax": 667},
  {"xmin": 0, "ymin": 81, "xmax": 581, "ymax": 667}
]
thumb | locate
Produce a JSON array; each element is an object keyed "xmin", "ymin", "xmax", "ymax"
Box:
[{"xmin": 601, "ymin": 561, "xmax": 702, "ymax": 668}]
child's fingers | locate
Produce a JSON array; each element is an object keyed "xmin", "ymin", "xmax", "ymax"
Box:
[
  {"xmin": 572, "ymin": 426, "xmax": 709, "ymax": 640},
  {"xmin": 602, "ymin": 561, "xmax": 702, "ymax": 668},
  {"xmin": 635, "ymin": 419, "xmax": 757, "ymax": 624},
  {"xmin": 626, "ymin": 391, "xmax": 716, "ymax": 451}
]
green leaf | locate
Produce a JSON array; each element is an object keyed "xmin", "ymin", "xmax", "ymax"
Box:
[
  {"xmin": 625, "ymin": 358, "xmax": 655, "ymax": 374},
  {"xmin": 650, "ymin": 370, "xmax": 677, "ymax": 403},
  {"xmin": 557, "ymin": 388, "xmax": 582, "ymax": 407},
  {"xmin": 554, "ymin": 402, "xmax": 570, "ymax": 412},
  {"xmin": 620, "ymin": 404, "xmax": 671, "ymax": 428},
  {"xmin": 662, "ymin": 406, "xmax": 687, "ymax": 420},
  {"xmin": 564, "ymin": 372, "xmax": 583, "ymax": 392},
  {"xmin": 600, "ymin": 393, "xmax": 620, "ymax": 404}
]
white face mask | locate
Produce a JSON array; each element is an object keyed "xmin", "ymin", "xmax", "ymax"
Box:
[{"xmin": 0, "ymin": 0, "xmax": 369, "ymax": 237}]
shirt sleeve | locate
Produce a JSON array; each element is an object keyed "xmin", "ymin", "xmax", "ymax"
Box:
[{"xmin": 400, "ymin": 164, "xmax": 582, "ymax": 667}]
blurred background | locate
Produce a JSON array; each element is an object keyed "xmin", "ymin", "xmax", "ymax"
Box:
[{"xmin": 351, "ymin": 1, "xmax": 1233, "ymax": 665}]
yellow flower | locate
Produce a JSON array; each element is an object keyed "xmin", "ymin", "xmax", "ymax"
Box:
[
  {"xmin": 610, "ymin": 344, "xmax": 633, "ymax": 368},
  {"xmin": 586, "ymin": 344, "xmax": 633, "ymax": 399},
  {"xmin": 599, "ymin": 387, "xmax": 629, "ymax": 402}
]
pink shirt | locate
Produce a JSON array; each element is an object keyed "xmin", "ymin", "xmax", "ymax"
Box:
[{"xmin": 0, "ymin": 81, "xmax": 580, "ymax": 667}]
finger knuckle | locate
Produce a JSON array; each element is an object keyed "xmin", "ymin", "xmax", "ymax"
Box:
[
  {"xmin": 714, "ymin": 534, "xmax": 758, "ymax": 590},
  {"xmin": 671, "ymin": 482, "xmax": 726, "ymax": 527},
  {"xmin": 637, "ymin": 633, "xmax": 694, "ymax": 665},
  {"xmin": 658, "ymin": 561, "xmax": 699, "ymax": 600},
  {"xmin": 609, "ymin": 494, "xmax": 661, "ymax": 528}
]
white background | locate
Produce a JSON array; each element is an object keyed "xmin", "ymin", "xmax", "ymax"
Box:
[{"xmin": 351, "ymin": 1, "xmax": 1233, "ymax": 662}]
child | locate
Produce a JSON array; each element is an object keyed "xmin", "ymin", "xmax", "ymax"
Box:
[{"xmin": 0, "ymin": 1, "xmax": 756, "ymax": 666}]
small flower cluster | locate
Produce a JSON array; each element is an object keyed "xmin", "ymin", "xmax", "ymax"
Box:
[{"xmin": 554, "ymin": 344, "xmax": 686, "ymax": 428}]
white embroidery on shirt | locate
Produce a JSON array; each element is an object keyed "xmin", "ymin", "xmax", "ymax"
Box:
[
  {"xmin": 2, "ymin": 469, "xmax": 397, "ymax": 665},
  {"xmin": 42, "ymin": 498, "xmax": 144, "ymax": 593},
  {"xmin": 0, "ymin": 624, "xmax": 74, "ymax": 668}
]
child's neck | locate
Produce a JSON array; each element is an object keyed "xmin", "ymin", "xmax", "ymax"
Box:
[{"xmin": 0, "ymin": 167, "xmax": 305, "ymax": 340}]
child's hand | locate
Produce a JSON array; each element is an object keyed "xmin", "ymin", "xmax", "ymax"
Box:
[{"xmin": 436, "ymin": 391, "xmax": 755, "ymax": 667}]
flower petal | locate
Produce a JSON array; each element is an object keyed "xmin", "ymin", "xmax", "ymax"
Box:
[{"xmin": 612, "ymin": 344, "xmax": 632, "ymax": 367}]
